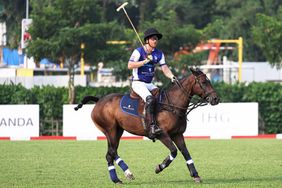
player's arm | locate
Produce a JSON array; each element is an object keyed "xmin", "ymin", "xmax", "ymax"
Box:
[{"xmin": 128, "ymin": 50, "xmax": 150, "ymax": 69}]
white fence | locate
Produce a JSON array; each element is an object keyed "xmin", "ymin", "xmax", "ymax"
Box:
[
  {"xmin": 0, "ymin": 75, "xmax": 87, "ymax": 89},
  {"xmin": 0, "ymin": 105, "xmax": 39, "ymax": 140},
  {"xmin": 63, "ymin": 103, "xmax": 258, "ymax": 140},
  {"xmin": 200, "ymin": 59, "xmax": 282, "ymax": 83},
  {"xmin": 0, "ymin": 103, "xmax": 260, "ymax": 140},
  {"xmin": 184, "ymin": 103, "xmax": 258, "ymax": 139}
]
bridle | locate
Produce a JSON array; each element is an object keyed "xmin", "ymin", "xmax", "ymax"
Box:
[
  {"xmin": 193, "ymin": 73, "xmax": 217, "ymax": 100},
  {"xmin": 159, "ymin": 73, "xmax": 216, "ymax": 117}
]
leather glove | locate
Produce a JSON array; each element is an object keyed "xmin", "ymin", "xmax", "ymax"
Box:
[{"xmin": 171, "ymin": 75, "xmax": 177, "ymax": 83}]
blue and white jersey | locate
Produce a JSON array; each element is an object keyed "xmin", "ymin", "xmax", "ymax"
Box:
[{"xmin": 129, "ymin": 47, "xmax": 166, "ymax": 83}]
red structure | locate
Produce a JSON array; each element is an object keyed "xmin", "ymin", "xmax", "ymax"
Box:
[{"xmin": 174, "ymin": 40, "xmax": 221, "ymax": 65}]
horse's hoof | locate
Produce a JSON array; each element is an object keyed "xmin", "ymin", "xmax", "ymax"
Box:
[
  {"xmin": 115, "ymin": 180, "xmax": 123, "ymax": 184},
  {"xmin": 125, "ymin": 171, "xmax": 135, "ymax": 180},
  {"xmin": 155, "ymin": 165, "xmax": 162, "ymax": 174},
  {"xmin": 148, "ymin": 134, "xmax": 156, "ymax": 140},
  {"xmin": 193, "ymin": 176, "xmax": 202, "ymax": 183}
]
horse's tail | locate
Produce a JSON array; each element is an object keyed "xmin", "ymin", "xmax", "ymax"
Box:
[{"xmin": 74, "ymin": 96, "xmax": 99, "ymax": 111}]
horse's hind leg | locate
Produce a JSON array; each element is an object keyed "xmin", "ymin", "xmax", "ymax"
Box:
[
  {"xmin": 106, "ymin": 137, "xmax": 122, "ymax": 183},
  {"xmin": 114, "ymin": 127, "xmax": 135, "ymax": 180},
  {"xmin": 173, "ymin": 134, "xmax": 201, "ymax": 183},
  {"xmin": 105, "ymin": 127, "xmax": 123, "ymax": 184},
  {"xmin": 105, "ymin": 127, "xmax": 134, "ymax": 184},
  {"xmin": 155, "ymin": 133, "xmax": 178, "ymax": 174}
]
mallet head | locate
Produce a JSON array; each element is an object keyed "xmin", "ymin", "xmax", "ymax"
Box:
[{"xmin": 116, "ymin": 2, "xmax": 128, "ymax": 12}]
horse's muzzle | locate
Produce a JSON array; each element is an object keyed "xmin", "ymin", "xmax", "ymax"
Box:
[{"xmin": 207, "ymin": 94, "xmax": 220, "ymax": 106}]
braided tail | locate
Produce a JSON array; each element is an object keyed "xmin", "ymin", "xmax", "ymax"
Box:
[{"xmin": 74, "ymin": 96, "xmax": 100, "ymax": 111}]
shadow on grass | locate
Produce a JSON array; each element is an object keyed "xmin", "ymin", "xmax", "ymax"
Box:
[
  {"xmin": 124, "ymin": 176, "xmax": 282, "ymax": 186},
  {"xmin": 202, "ymin": 176, "xmax": 282, "ymax": 185}
]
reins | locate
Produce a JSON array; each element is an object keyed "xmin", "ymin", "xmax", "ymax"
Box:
[
  {"xmin": 195, "ymin": 74, "xmax": 217, "ymax": 99},
  {"xmin": 159, "ymin": 74, "xmax": 212, "ymax": 118}
]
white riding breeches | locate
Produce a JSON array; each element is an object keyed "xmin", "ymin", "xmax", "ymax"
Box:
[{"xmin": 131, "ymin": 81, "xmax": 158, "ymax": 101}]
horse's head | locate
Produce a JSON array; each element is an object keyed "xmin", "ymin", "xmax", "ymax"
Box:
[{"xmin": 189, "ymin": 67, "xmax": 220, "ymax": 105}]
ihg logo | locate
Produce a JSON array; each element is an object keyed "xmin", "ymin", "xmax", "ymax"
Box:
[{"xmin": 201, "ymin": 113, "xmax": 230, "ymax": 123}]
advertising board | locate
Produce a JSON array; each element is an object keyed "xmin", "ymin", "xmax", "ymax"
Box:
[{"xmin": 0, "ymin": 105, "xmax": 39, "ymax": 140}]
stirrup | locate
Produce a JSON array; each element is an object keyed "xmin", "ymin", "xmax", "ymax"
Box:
[{"xmin": 151, "ymin": 124, "xmax": 162, "ymax": 135}]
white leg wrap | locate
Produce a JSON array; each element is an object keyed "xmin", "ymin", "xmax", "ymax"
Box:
[
  {"xmin": 169, "ymin": 154, "xmax": 175, "ymax": 161},
  {"xmin": 108, "ymin": 165, "xmax": 115, "ymax": 171},
  {"xmin": 186, "ymin": 159, "xmax": 194, "ymax": 165},
  {"xmin": 115, "ymin": 157, "xmax": 122, "ymax": 164}
]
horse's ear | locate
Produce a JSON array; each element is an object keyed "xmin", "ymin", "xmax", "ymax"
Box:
[
  {"xmin": 195, "ymin": 68, "xmax": 204, "ymax": 74},
  {"xmin": 189, "ymin": 67, "xmax": 196, "ymax": 74},
  {"xmin": 190, "ymin": 67, "xmax": 200, "ymax": 76}
]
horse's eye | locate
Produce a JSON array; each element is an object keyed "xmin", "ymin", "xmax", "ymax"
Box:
[
  {"xmin": 203, "ymin": 79, "xmax": 211, "ymax": 84},
  {"xmin": 200, "ymin": 80, "xmax": 207, "ymax": 85}
]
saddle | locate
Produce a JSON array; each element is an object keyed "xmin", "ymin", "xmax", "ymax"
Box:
[{"xmin": 120, "ymin": 88, "xmax": 160, "ymax": 117}]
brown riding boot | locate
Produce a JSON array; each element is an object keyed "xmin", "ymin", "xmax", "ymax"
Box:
[{"xmin": 145, "ymin": 96, "xmax": 162, "ymax": 138}]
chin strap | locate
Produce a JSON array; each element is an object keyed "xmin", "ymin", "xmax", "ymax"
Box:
[
  {"xmin": 148, "ymin": 40, "xmax": 156, "ymax": 49},
  {"xmin": 144, "ymin": 40, "xmax": 154, "ymax": 53}
]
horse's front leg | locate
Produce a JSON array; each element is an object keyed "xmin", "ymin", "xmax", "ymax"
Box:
[
  {"xmin": 172, "ymin": 134, "xmax": 201, "ymax": 183},
  {"xmin": 105, "ymin": 127, "xmax": 135, "ymax": 184},
  {"xmin": 155, "ymin": 133, "xmax": 178, "ymax": 174}
]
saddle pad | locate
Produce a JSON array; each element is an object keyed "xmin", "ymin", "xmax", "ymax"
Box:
[{"xmin": 120, "ymin": 94, "xmax": 140, "ymax": 117}]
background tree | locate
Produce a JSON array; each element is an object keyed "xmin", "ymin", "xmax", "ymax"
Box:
[
  {"xmin": 141, "ymin": 10, "xmax": 203, "ymax": 85},
  {"xmin": 204, "ymin": 0, "xmax": 282, "ymax": 62},
  {"xmin": 2, "ymin": 0, "xmax": 282, "ymax": 84},
  {"xmin": 27, "ymin": 0, "xmax": 126, "ymax": 103},
  {"xmin": 152, "ymin": 0, "xmax": 216, "ymax": 29},
  {"xmin": 206, "ymin": 0, "xmax": 265, "ymax": 61},
  {"xmin": 0, "ymin": 0, "xmax": 26, "ymax": 48},
  {"xmin": 252, "ymin": 6, "xmax": 282, "ymax": 69}
]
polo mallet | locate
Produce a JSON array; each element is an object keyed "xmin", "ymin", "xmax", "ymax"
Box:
[{"xmin": 116, "ymin": 2, "xmax": 145, "ymax": 49}]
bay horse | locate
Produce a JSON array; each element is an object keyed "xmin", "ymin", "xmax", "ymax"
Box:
[{"xmin": 74, "ymin": 68, "xmax": 219, "ymax": 184}]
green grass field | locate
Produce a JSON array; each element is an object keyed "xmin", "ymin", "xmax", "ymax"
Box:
[{"xmin": 0, "ymin": 139, "xmax": 281, "ymax": 188}]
